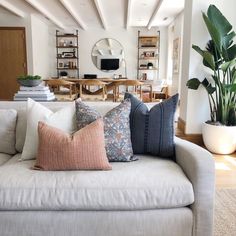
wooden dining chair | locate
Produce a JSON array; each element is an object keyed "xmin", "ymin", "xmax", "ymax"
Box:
[
  {"xmin": 79, "ymin": 79, "xmax": 107, "ymax": 101},
  {"xmin": 46, "ymin": 79, "xmax": 77, "ymax": 100},
  {"xmin": 113, "ymin": 79, "xmax": 144, "ymax": 102},
  {"xmin": 152, "ymin": 86, "xmax": 168, "ymax": 101}
]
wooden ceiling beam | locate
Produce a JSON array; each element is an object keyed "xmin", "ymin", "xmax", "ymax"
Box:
[
  {"xmin": 147, "ymin": 0, "xmax": 164, "ymax": 30},
  {"xmin": 25, "ymin": 0, "xmax": 65, "ymax": 29},
  {"xmin": 59, "ymin": 0, "xmax": 87, "ymax": 30},
  {"xmin": 0, "ymin": 0, "xmax": 25, "ymax": 18},
  {"xmin": 94, "ymin": 0, "xmax": 107, "ymax": 30}
]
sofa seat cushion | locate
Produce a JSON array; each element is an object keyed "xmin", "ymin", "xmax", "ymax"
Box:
[
  {"xmin": 0, "ymin": 154, "xmax": 194, "ymax": 211},
  {"xmin": 0, "ymin": 153, "xmax": 12, "ymax": 166}
]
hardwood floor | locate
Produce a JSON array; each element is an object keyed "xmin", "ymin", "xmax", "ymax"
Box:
[
  {"xmin": 175, "ymin": 125, "xmax": 236, "ymax": 189},
  {"xmin": 214, "ymin": 152, "xmax": 236, "ymax": 189},
  {"xmin": 176, "ymin": 126, "xmax": 236, "ymax": 189}
]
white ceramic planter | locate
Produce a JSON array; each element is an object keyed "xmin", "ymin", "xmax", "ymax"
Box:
[{"xmin": 202, "ymin": 122, "xmax": 236, "ymax": 154}]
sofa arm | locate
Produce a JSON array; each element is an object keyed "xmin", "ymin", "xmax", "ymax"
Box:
[{"xmin": 175, "ymin": 137, "xmax": 215, "ymax": 236}]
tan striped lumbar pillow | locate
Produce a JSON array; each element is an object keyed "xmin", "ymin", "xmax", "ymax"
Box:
[{"xmin": 34, "ymin": 118, "xmax": 111, "ymax": 171}]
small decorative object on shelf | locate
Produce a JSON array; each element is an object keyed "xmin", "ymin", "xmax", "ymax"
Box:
[
  {"xmin": 17, "ymin": 75, "xmax": 42, "ymax": 87},
  {"xmin": 147, "ymin": 62, "xmax": 153, "ymax": 69},
  {"xmin": 137, "ymin": 31, "xmax": 160, "ymax": 80},
  {"xmin": 63, "ymin": 52, "xmax": 74, "ymax": 58},
  {"xmin": 144, "ymin": 51, "xmax": 155, "ymax": 58},
  {"xmin": 142, "ymin": 73, "xmax": 147, "ymax": 80},
  {"xmin": 140, "ymin": 64, "xmax": 147, "ymax": 69},
  {"xmin": 59, "ymin": 71, "xmax": 68, "ymax": 78},
  {"xmin": 56, "ymin": 30, "xmax": 79, "ymax": 78}
]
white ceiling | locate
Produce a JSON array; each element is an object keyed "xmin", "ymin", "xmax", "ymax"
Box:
[{"xmin": 0, "ymin": 0, "xmax": 185, "ymax": 29}]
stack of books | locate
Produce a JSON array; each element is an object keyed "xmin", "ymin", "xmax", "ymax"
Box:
[{"xmin": 14, "ymin": 85, "xmax": 56, "ymax": 101}]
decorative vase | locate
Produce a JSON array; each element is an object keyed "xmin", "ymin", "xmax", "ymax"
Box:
[
  {"xmin": 202, "ymin": 122, "xmax": 236, "ymax": 154},
  {"xmin": 17, "ymin": 79, "xmax": 42, "ymax": 87}
]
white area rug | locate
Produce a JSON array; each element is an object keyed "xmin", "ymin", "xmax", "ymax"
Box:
[{"xmin": 214, "ymin": 189, "xmax": 236, "ymax": 236}]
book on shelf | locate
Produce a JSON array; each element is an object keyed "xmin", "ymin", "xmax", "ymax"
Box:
[
  {"xmin": 14, "ymin": 95, "xmax": 55, "ymax": 101},
  {"xmin": 14, "ymin": 97, "xmax": 56, "ymax": 101},
  {"xmin": 14, "ymin": 93, "xmax": 55, "ymax": 98},
  {"xmin": 17, "ymin": 90, "xmax": 51, "ymax": 95}
]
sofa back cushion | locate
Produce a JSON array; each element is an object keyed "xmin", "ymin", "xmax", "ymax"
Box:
[
  {"xmin": 0, "ymin": 109, "xmax": 17, "ymax": 154},
  {"xmin": 35, "ymin": 119, "xmax": 112, "ymax": 171},
  {"xmin": 124, "ymin": 93, "xmax": 178, "ymax": 158},
  {"xmin": 15, "ymin": 109, "xmax": 27, "ymax": 153},
  {"xmin": 0, "ymin": 101, "xmax": 119, "ymax": 153},
  {"xmin": 21, "ymin": 99, "xmax": 76, "ymax": 160}
]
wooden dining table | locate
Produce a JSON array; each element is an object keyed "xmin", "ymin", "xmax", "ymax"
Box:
[{"xmin": 44, "ymin": 77, "xmax": 154, "ymax": 101}]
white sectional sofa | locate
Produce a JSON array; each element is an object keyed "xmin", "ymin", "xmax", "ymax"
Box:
[{"xmin": 0, "ymin": 101, "xmax": 215, "ymax": 236}]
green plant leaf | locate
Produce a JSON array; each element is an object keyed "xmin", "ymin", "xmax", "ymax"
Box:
[
  {"xmin": 228, "ymin": 108, "xmax": 236, "ymax": 126},
  {"xmin": 229, "ymin": 83, "xmax": 236, "ymax": 92},
  {"xmin": 192, "ymin": 45, "xmax": 215, "ymax": 70},
  {"xmin": 17, "ymin": 75, "xmax": 41, "ymax": 80},
  {"xmin": 222, "ymin": 31, "xmax": 236, "ymax": 49},
  {"xmin": 227, "ymin": 45, "xmax": 236, "ymax": 61},
  {"xmin": 192, "ymin": 45, "xmax": 204, "ymax": 56},
  {"xmin": 186, "ymin": 78, "xmax": 201, "ymax": 90},
  {"xmin": 202, "ymin": 12, "xmax": 222, "ymax": 52},
  {"xmin": 207, "ymin": 5, "xmax": 232, "ymax": 37},
  {"xmin": 202, "ymin": 78, "xmax": 216, "ymax": 94},
  {"xmin": 221, "ymin": 59, "xmax": 236, "ymax": 72},
  {"xmin": 206, "ymin": 40, "xmax": 222, "ymax": 69},
  {"xmin": 203, "ymin": 51, "xmax": 215, "ymax": 70}
]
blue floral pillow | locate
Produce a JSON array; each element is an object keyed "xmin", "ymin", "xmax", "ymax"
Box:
[{"xmin": 75, "ymin": 99, "xmax": 135, "ymax": 162}]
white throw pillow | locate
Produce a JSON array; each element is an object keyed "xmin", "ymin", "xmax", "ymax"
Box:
[
  {"xmin": 21, "ymin": 99, "xmax": 76, "ymax": 160},
  {"xmin": 0, "ymin": 109, "xmax": 17, "ymax": 154}
]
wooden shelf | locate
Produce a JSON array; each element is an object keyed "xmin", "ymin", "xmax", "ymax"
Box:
[
  {"xmin": 139, "ymin": 57, "xmax": 158, "ymax": 60},
  {"xmin": 57, "ymin": 68, "xmax": 78, "ymax": 70},
  {"xmin": 139, "ymin": 47, "xmax": 158, "ymax": 49},
  {"xmin": 57, "ymin": 57, "xmax": 78, "ymax": 59},
  {"xmin": 56, "ymin": 35, "xmax": 77, "ymax": 38},
  {"xmin": 139, "ymin": 36, "xmax": 158, "ymax": 38},
  {"xmin": 57, "ymin": 46, "xmax": 78, "ymax": 49},
  {"xmin": 138, "ymin": 68, "xmax": 158, "ymax": 71}
]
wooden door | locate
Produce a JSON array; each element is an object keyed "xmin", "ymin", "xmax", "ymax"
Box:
[{"xmin": 0, "ymin": 27, "xmax": 27, "ymax": 100}]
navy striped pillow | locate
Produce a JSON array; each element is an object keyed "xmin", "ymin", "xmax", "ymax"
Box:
[{"xmin": 124, "ymin": 93, "xmax": 179, "ymax": 158}]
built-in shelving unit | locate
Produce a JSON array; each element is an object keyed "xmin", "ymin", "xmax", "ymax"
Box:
[
  {"xmin": 56, "ymin": 30, "xmax": 79, "ymax": 78},
  {"xmin": 137, "ymin": 31, "xmax": 160, "ymax": 80}
]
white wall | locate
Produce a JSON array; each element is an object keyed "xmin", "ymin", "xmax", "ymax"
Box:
[
  {"xmin": 0, "ymin": 8, "xmax": 33, "ymax": 74},
  {"xmin": 30, "ymin": 14, "xmax": 50, "ymax": 79},
  {"xmin": 49, "ymin": 26, "xmax": 168, "ymax": 80},
  {"xmin": 180, "ymin": 0, "xmax": 236, "ymax": 134},
  {"xmin": 167, "ymin": 11, "xmax": 184, "ymax": 96}
]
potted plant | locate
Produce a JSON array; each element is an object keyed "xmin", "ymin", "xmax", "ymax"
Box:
[
  {"xmin": 186, "ymin": 5, "xmax": 236, "ymax": 154},
  {"xmin": 17, "ymin": 75, "xmax": 42, "ymax": 87}
]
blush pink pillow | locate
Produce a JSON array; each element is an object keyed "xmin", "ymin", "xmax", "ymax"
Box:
[{"xmin": 34, "ymin": 119, "xmax": 111, "ymax": 171}]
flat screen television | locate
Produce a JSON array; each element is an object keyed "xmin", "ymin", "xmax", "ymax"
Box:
[{"xmin": 101, "ymin": 58, "xmax": 119, "ymax": 70}]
